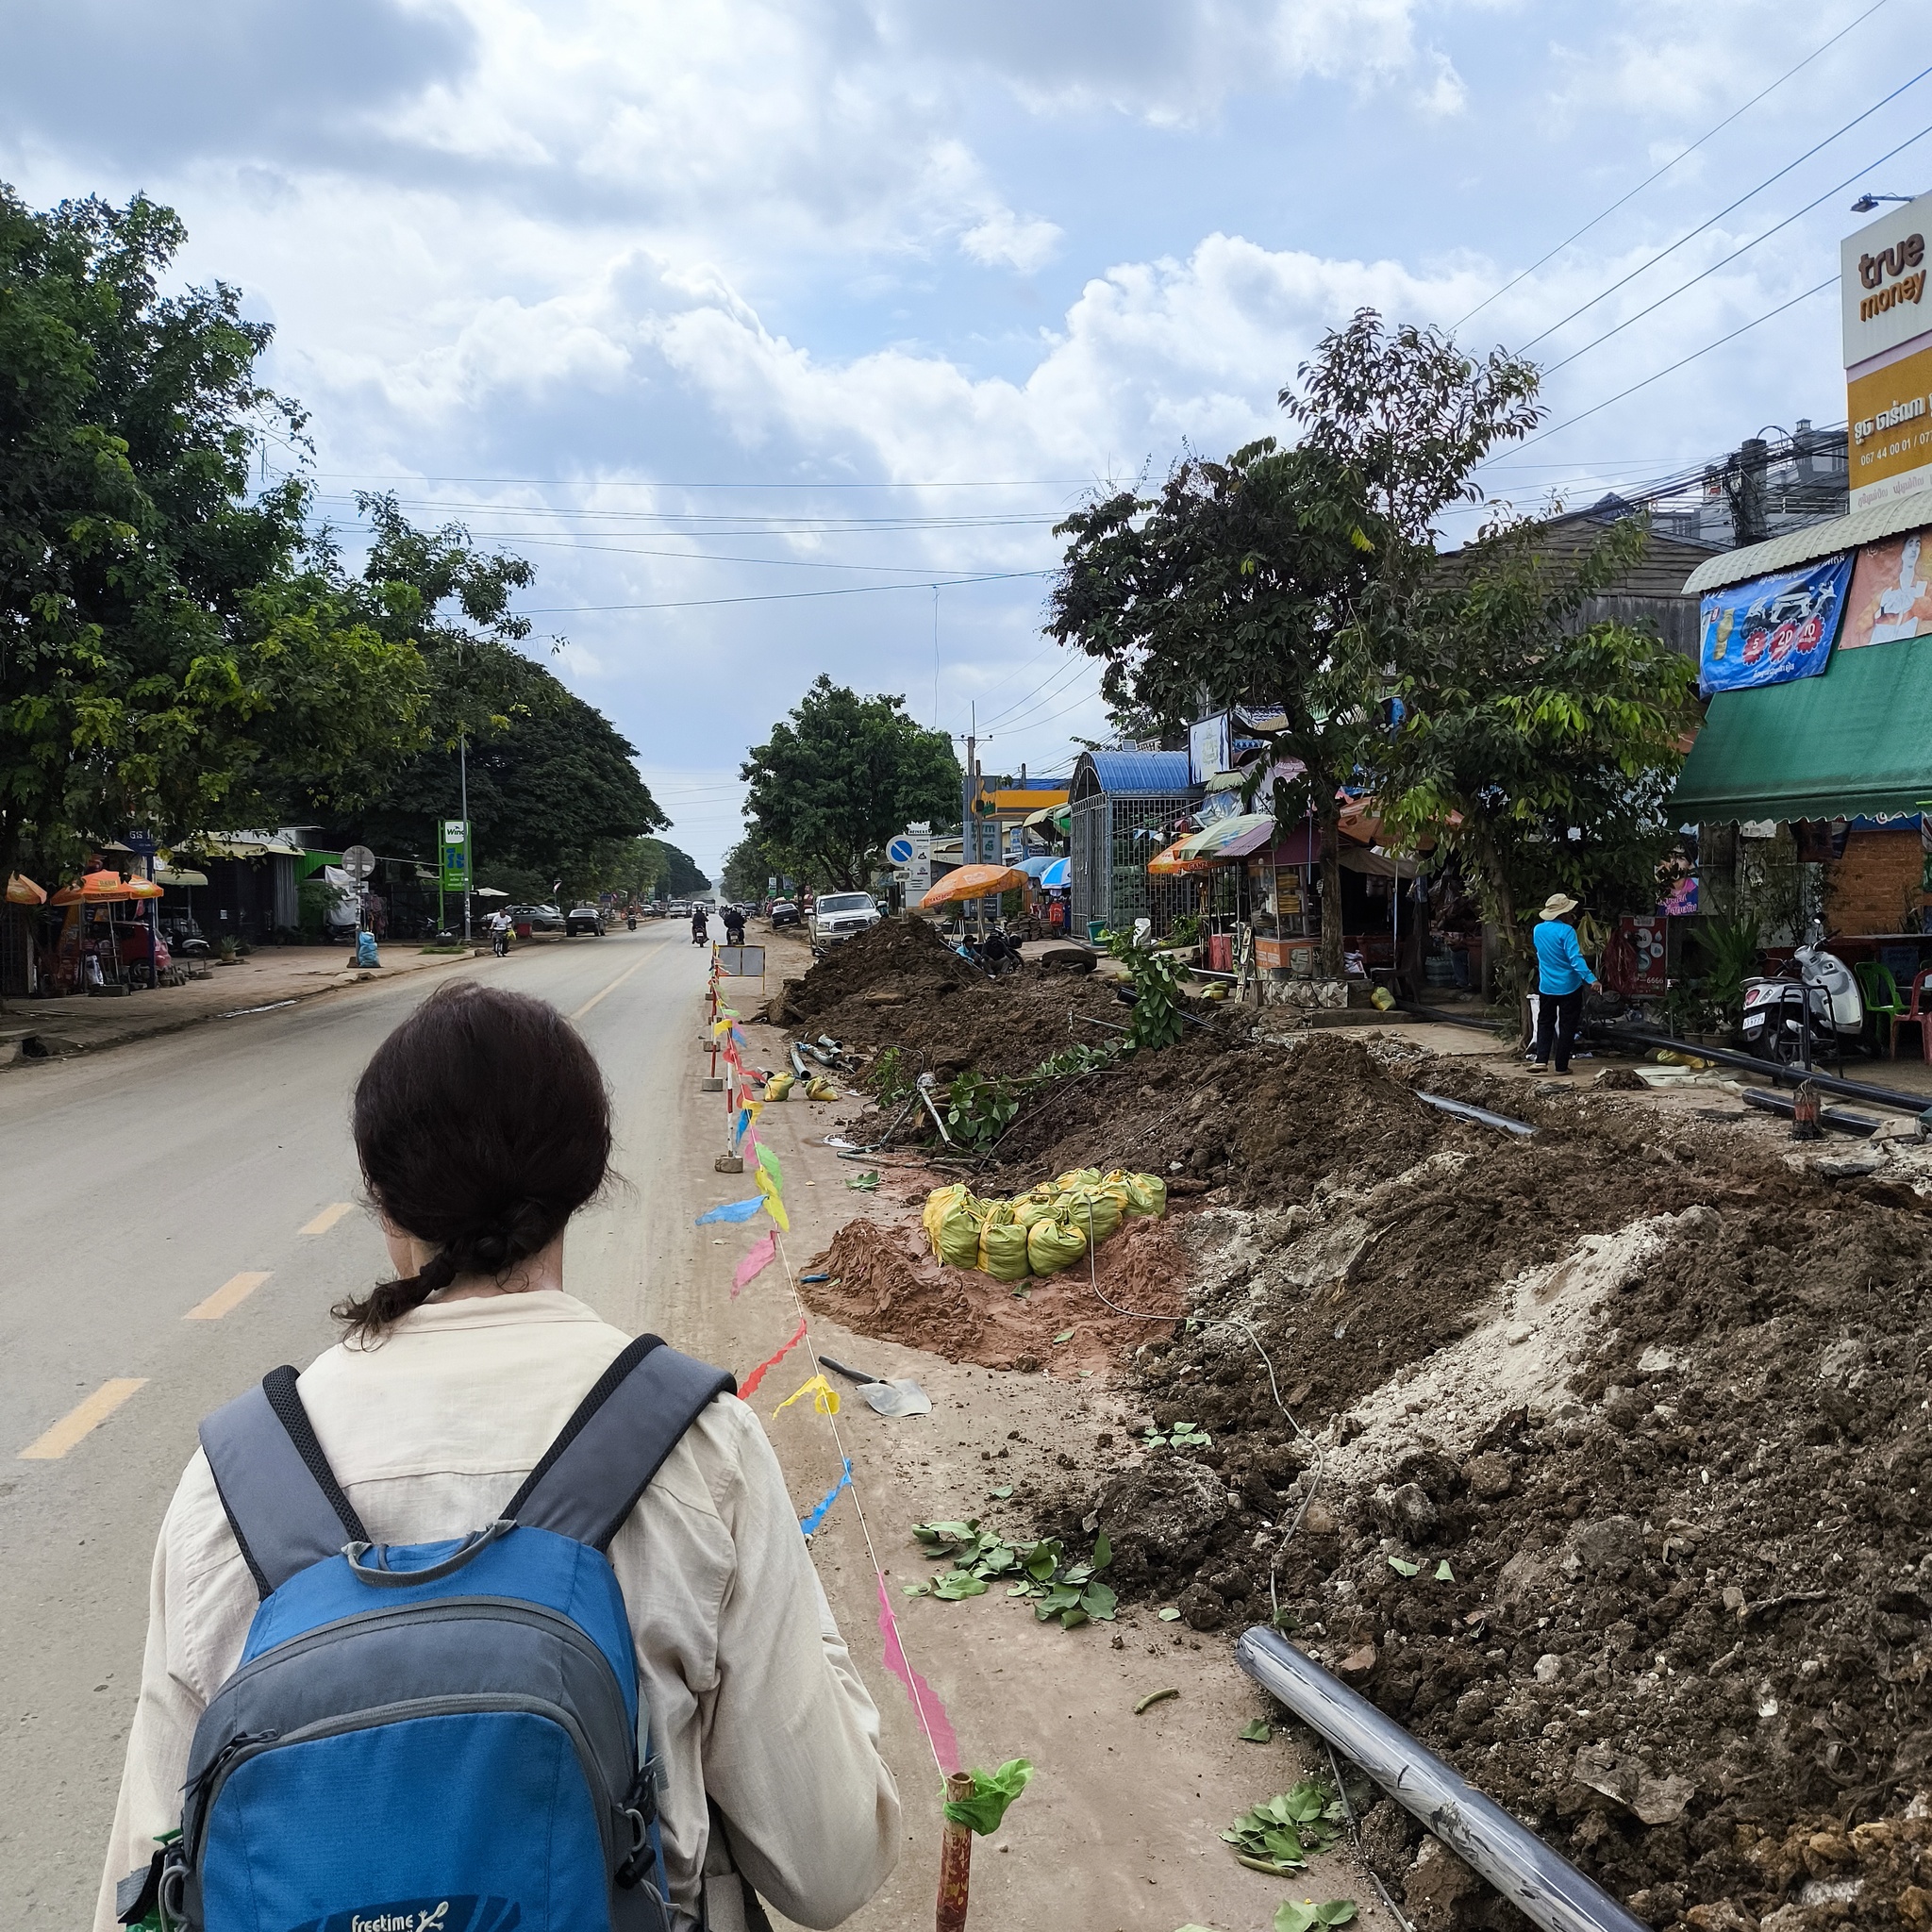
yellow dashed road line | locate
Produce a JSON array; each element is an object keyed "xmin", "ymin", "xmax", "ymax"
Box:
[
  {"xmin": 300, "ymin": 1202, "xmax": 356, "ymax": 1235},
  {"xmin": 185, "ymin": 1271, "xmax": 272, "ymax": 1321},
  {"xmin": 19, "ymin": 1378, "xmax": 148, "ymax": 1459}
]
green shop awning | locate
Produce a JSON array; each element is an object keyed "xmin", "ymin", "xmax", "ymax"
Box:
[{"xmin": 1673, "ymin": 633, "xmax": 1932, "ymax": 823}]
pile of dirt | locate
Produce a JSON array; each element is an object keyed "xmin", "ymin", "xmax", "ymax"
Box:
[
  {"xmin": 769, "ymin": 918, "xmax": 978, "ymax": 1029},
  {"xmin": 1060, "ymin": 1049, "xmax": 1932, "ymax": 1932},
  {"xmin": 802, "ymin": 1209, "xmax": 1189, "ymax": 1378}
]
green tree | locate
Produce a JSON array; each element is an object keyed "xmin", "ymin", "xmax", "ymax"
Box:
[
  {"xmin": 0, "ymin": 187, "xmax": 425, "ymax": 881},
  {"xmin": 1374, "ymin": 515, "xmax": 1700, "ymax": 1003},
  {"xmin": 722, "ymin": 834, "xmax": 783, "ymax": 902},
  {"xmin": 741, "ymin": 675, "xmax": 959, "ymax": 891},
  {"xmin": 311, "ymin": 497, "xmax": 665, "ymax": 892},
  {"xmin": 1049, "ymin": 309, "xmax": 1541, "ymax": 975},
  {"xmin": 640, "ymin": 839, "xmax": 710, "ymax": 898}
]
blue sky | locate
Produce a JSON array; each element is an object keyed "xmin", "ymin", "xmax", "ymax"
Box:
[{"xmin": 4, "ymin": 0, "xmax": 1921, "ymax": 874}]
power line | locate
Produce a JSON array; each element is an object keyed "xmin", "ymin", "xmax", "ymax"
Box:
[
  {"xmin": 1491, "ymin": 275, "xmax": 1837, "ymax": 462},
  {"xmin": 1542, "ymin": 118, "xmax": 1932, "ymax": 376},
  {"xmin": 517, "ymin": 569, "xmax": 1054, "ymax": 615},
  {"xmin": 1454, "ymin": 0, "xmax": 1891, "ymax": 329},
  {"xmin": 974, "ymin": 653, "xmax": 1096, "ymax": 735},
  {"xmin": 313, "ymin": 472, "xmax": 1090, "ymax": 491},
  {"xmin": 1519, "ymin": 59, "xmax": 1932, "ymax": 353},
  {"xmin": 400, "ymin": 529, "xmax": 1048, "ymax": 579}
]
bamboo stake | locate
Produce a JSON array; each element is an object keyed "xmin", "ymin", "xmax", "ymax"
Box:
[{"xmin": 935, "ymin": 1771, "xmax": 974, "ymax": 1932}]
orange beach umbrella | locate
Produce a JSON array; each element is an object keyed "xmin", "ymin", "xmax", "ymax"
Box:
[
  {"xmin": 921, "ymin": 863, "xmax": 1028, "ymax": 908},
  {"xmin": 50, "ymin": 870, "xmax": 164, "ymax": 906}
]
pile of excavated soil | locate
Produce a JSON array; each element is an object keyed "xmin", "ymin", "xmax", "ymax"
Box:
[
  {"xmin": 802, "ymin": 1209, "xmax": 1190, "ymax": 1378},
  {"xmin": 1053, "ymin": 1041, "xmax": 1932, "ymax": 1932},
  {"xmin": 769, "ymin": 918, "xmax": 978, "ymax": 1030}
]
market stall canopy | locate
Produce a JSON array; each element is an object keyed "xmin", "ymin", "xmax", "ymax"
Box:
[
  {"xmin": 1146, "ymin": 838, "xmax": 1219, "ymax": 875},
  {"xmin": 7, "ymin": 873, "xmax": 47, "ymax": 906},
  {"xmin": 1015, "ymin": 856, "xmax": 1056, "ymax": 878},
  {"xmin": 921, "ymin": 863, "xmax": 1028, "ymax": 908},
  {"xmin": 1339, "ymin": 845, "xmax": 1423, "ymax": 880},
  {"xmin": 51, "ymin": 871, "xmax": 164, "ymax": 904},
  {"xmin": 1022, "ymin": 804, "xmax": 1071, "ymax": 832},
  {"xmin": 155, "ymin": 867, "xmax": 208, "ymax": 888},
  {"xmin": 473, "ymin": 886, "xmax": 509, "ymax": 898},
  {"xmin": 1174, "ymin": 813, "xmax": 1277, "ymax": 860},
  {"xmin": 1673, "ymin": 631, "xmax": 1932, "ymax": 823}
]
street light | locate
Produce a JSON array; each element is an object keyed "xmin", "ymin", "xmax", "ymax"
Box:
[{"xmin": 1852, "ymin": 192, "xmax": 1917, "ymax": 212}]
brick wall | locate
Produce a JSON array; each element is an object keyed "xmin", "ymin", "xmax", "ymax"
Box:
[{"xmin": 1825, "ymin": 827, "xmax": 1925, "ymax": 934}]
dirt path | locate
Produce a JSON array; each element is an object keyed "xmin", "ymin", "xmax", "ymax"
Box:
[{"xmin": 650, "ymin": 966, "xmax": 1374, "ymax": 1931}]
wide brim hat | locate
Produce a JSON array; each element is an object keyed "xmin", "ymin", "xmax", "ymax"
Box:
[{"xmin": 1539, "ymin": 892, "xmax": 1578, "ymax": 921}]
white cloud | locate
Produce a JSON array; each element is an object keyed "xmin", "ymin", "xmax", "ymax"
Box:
[{"xmin": 958, "ymin": 208, "xmax": 1064, "ymax": 273}]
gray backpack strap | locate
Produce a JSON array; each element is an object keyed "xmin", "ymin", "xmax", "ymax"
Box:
[
  {"xmin": 199, "ymin": 1366, "xmax": 370, "ymax": 1598},
  {"xmin": 507, "ymin": 1336, "xmax": 736, "ymax": 1550}
]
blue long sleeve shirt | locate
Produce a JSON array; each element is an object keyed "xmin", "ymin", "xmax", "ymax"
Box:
[{"xmin": 1532, "ymin": 918, "xmax": 1596, "ymax": 994}]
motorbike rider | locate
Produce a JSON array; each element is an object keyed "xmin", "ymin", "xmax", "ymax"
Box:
[
  {"xmin": 625, "ymin": 906, "xmax": 637, "ymax": 931},
  {"xmin": 691, "ymin": 905, "xmax": 709, "ymax": 946},
  {"xmin": 487, "ymin": 906, "xmax": 512, "ymax": 958},
  {"xmin": 723, "ymin": 903, "xmax": 746, "ymax": 946}
]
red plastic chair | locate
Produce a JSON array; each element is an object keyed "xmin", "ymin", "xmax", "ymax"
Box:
[{"xmin": 1891, "ymin": 967, "xmax": 1932, "ymax": 1058}]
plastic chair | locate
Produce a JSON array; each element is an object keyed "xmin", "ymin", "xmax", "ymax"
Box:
[
  {"xmin": 1891, "ymin": 967, "xmax": 1932, "ymax": 1059},
  {"xmin": 1857, "ymin": 959, "xmax": 1904, "ymax": 1049}
]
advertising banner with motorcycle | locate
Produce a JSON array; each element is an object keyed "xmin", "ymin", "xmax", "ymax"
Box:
[{"xmin": 1698, "ymin": 554, "xmax": 1854, "ymax": 695}]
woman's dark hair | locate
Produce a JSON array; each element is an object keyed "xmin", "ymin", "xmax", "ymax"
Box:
[{"xmin": 335, "ymin": 980, "xmax": 612, "ymax": 1340}]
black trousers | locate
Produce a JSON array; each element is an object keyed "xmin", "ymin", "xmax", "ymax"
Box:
[{"xmin": 1533, "ymin": 988, "xmax": 1583, "ymax": 1070}]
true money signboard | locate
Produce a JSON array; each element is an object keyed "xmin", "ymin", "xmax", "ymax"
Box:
[{"xmin": 1844, "ymin": 192, "xmax": 1932, "ymax": 509}]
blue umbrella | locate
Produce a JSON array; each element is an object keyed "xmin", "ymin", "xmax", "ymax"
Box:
[
  {"xmin": 1016, "ymin": 856, "xmax": 1054, "ymax": 878},
  {"xmin": 1040, "ymin": 858, "xmax": 1070, "ymax": 889}
]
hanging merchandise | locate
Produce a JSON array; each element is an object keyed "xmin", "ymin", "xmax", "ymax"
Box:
[{"xmin": 1698, "ymin": 553, "xmax": 1853, "ymax": 693}]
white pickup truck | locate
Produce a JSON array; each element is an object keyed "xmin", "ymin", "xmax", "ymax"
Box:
[{"xmin": 808, "ymin": 891, "xmax": 882, "ymax": 950}]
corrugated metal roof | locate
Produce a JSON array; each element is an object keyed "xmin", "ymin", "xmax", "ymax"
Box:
[
  {"xmin": 1682, "ymin": 491, "xmax": 1932, "ymax": 594},
  {"xmin": 1076, "ymin": 749, "xmax": 1193, "ymax": 796}
]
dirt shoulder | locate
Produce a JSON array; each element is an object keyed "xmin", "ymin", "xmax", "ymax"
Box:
[{"xmin": 747, "ymin": 919, "xmax": 1932, "ymax": 1932}]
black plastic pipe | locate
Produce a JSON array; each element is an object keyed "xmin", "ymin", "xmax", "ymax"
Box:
[
  {"xmin": 1236, "ymin": 1627, "xmax": 1650, "ymax": 1932},
  {"xmin": 1590, "ymin": 1024, "xmax": 1932, "ymax": 1118}
]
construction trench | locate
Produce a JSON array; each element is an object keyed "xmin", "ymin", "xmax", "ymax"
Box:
[{"xmin": 759, "ymin": 918, "xmax": 1932, "ymax": 1932}]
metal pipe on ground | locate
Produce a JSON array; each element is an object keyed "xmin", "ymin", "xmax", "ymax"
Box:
[
  {"xmin": 1236, "ymin": 1627, "xmax": 1648, "ymax": 1932},
  {"xmin": 1414, "ymin": 1091, "xmax": 1537, "ymax": 1138},
  {"xmin": 1590, "ymin": 1024, "xmax": 1932, "ymax": 1119}
]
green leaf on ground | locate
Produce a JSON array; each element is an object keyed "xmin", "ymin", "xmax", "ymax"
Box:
[
  {"xmin": 1239, "ymin": 1719, "xmax": 1274, "ymax": 1743},
  {"xmin": 845, "ymin": 1170, "xmax": 880, "ymax": 1191},
  {"xmin": 931, "ymin": 1572, "xmax": 990, "ymax": 1600},
  {"xmin": 1158, "ymin": 1607, "xmax": 1183, "ymax": 1622},
  {"xmin": 989, "ymin": 1484, "xmax": 1013, "ymax": 1499},
  {"xmin": 1052, "ymin": 1328, "xmax": 1074, "ymax": 1343},
  {"xmin": 1274, "ymin": 1903, "xmax": 1358, "ymax": 1932},
  {"xmin": 1434, "ymin": 1559, "xmax": 1455, "ymax": 1582},
  {"xmin": 1387, "ymin": 1556, "xmax": 1420, "ymax": 1577},
  {"xmin": 941, "ymin": 1758, "xmax": 1034, "ymax": 1836},
  {"xmin": 1224, "ymin": 1780, "xmax": 1346, "ymax": 1874},
  {"xmin": 1134, "ymin": 1687, "xmax": 1179, "ymax": 1715}
]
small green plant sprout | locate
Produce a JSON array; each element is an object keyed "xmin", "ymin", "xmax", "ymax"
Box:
[
  {"xmin": 1274, "ymin": 1902, "xmax": 1357, "ymax": 1932},
  {"xmin": 941, "ymin": 1069, "xmax": 1022, "ymax": 1149},
  {"xmin": 1142, "ymin": 1420, "xmax": 1212, "ymax": 1449},
  {"xmin": 1222, "ymin": 1778, "xmax": 1346, "ymax": 1875},
  {"xmin": 865, "ymin": 1046, "xmax": 915, "ymax": 1102},
  {"xmin": 941, "ymin": 1757, "xmax": 1034, "ymax": 1836}
]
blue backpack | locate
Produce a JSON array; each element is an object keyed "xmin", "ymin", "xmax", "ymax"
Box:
[{"xmin": 119, "ymin": 1336, "xmax": 734, "ymax": 1932}]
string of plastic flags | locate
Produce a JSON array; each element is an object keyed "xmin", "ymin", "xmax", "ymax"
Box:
[{"xmin": 697, "ymin": 951, "xmax": 960, "ymax": 1784}]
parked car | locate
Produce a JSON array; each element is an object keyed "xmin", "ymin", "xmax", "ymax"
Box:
[
  {"xmin": 511, "ymin": 903, "xmax": 566, "ymax": 935},
  {"xmin": 768, "ymin": 898, "xmax": 802, "ymax": 927},
  {"xmin": 808, "ymin": 891, "xmax": 881, "ymax": 949},
  {"xmin": 564, "ymin": 904, "xmax": 605, "ymax": 937}
]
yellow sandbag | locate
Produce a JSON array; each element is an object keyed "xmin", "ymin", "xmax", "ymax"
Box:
[
  {"xmin": 1026, "ymin": 1210, "xmax": 1089, "ymax": 1275},
  {"xmin": 1060, "ymin": 1189, "xmax": 1121, "ymax": 1245},
  {"xmin": 804, "ymin": 1075, "xmax": 840, "ymax": 1101},
  {"xmin": 1053, "ymin": 1167, "xmax": 1103, "ymax": 1194},
  {"xmin": 764, "ymin": 1072, "xmax": 795, "ymax": 1101},
  {"xmin": 923, "ymin": 1185, "xmax": 987, "ymax": 1269},
  {"xmin": 978, "ymin": 1207, "xmax": 1032, "ymax": 1282},
  {"xmin": 923, "ymin": 1183, "xmax": 970, "ymax": 1255},
  {"xmin": 1118, "ymin": 1171, "xmax": 1167, "ymax": 1217}
]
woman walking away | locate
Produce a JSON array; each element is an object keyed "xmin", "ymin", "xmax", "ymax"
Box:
[
  {"xmin": 1530, "ymin": 891, "xmax": 1598, "ymax": 1075},
  {"xmin": 97, "ymin": 980, "xmax": 899, "ymax": 1932}
]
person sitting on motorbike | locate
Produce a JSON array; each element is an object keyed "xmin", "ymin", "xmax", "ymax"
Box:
[
  {"xmin": 723, "ymin": 904, "xmax": 746, "ymax": 946},
  {"xmin": 691, "ymin": 906, "xmax": 709, "ymax": 945},
  {"xmin": 487, "ymin": 908, "xmax": 512, "ymax": 958}
]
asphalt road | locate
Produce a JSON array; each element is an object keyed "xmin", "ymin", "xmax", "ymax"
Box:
[{"xmin": 0, "ymin": 921, "xmax": 720, "ymax": 1926}]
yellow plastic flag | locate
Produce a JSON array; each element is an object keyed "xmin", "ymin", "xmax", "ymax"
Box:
[
  {"xmin": 774, "ymin": 1373, "xmax": 840, "ymax": 1418},
  {"xmin": 756, "ymin": 1165, "xmax": 791, "ymax": 1231},
  {"xmin": 712, "ymin": 1017, "xmax": 732, "ymax": 1038}
]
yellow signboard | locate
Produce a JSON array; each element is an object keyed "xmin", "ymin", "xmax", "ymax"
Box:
[{"xmin": 1849, "ymin": 339, "xmax": 1932, "ymax": 508}]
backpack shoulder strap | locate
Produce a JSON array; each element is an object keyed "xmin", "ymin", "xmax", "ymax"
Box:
[
  {"xmin": 507, "ymin": 1336, "xmax": 736, "ymax": 1550},
  {"xmin": 199, "ymin": 1366, "xmax": 370, "ymax": 1598}
]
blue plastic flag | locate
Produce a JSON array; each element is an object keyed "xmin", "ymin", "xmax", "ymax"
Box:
[
  {"xmin": 695, "ymin": 1196, "xmax": 765, "ymax": 1225},
  {"xmin": 800, "ymin": 1459, "xmax": 854, "ymax": 1537}
]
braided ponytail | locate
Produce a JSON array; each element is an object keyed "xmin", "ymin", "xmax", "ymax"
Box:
[{"xmin": 334, "ymin": 982, "xmax": 612, "ymax": 1343}]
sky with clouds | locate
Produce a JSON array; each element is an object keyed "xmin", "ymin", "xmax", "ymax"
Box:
[{"xmin": 3, "ymin": 0, "xmax": 1922, "ymax": 876}]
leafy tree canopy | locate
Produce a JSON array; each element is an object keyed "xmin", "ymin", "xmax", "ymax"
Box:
[
  {"xmin": 741, "ymin": 675, "xmax": 959, "ymax": 891},
  {"xmin": 641, "ymin": 839, "xmax": 709, "ymax": 897},
  {"xmin": 0, "ymin": 186, "xmax": 425, "ymax": 881}
]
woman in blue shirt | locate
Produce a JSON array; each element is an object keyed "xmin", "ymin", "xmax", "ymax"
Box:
[{"xmin": 1530, "ymin": 891, "xmax": 1596, "ymax": 1074}]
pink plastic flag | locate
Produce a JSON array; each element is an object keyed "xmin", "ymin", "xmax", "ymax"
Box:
[
  {"xmin": 737, "ymin": 1318, "xmax": 808, "ymax": 1400},
  {"xmin": 732, "ymin": 1231, "xmax": 777, "ymax": 1297},
  {"xmin": 876, "ymin": 1576, "xmax": 960, "ymax": 1774}
]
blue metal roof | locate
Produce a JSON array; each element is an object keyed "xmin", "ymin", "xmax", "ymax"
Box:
[{"xmin": 1077, "ymin": 749, "xmax": 1193, "ymax": 797}]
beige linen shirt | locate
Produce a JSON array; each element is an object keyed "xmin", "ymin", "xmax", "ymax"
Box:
[{"xmin": 93, "ymin": 1291, "xmax": 900, "ymax": 1932}]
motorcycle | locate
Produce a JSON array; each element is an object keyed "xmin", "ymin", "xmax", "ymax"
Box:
[{"xmin": 1740, "ymin": 925, "xmax": 1866, "ymax": 1066}]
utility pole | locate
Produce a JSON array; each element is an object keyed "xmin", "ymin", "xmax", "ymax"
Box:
[
  {"xmin": 458, "ymin": 722, "xmax": 472, "ymax": 945},
  {"xmin": 965, "ymin": 704, "xmax": 980, "ymax": 940}
]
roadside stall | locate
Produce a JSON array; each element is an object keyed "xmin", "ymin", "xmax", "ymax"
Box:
[
  {"xmin": 47, "ymin": 871, "xmax": 166, "ymax": 994},
  {"xmin": 3, "ymin": 874, "xmax": 48, "ymax": 997}
]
